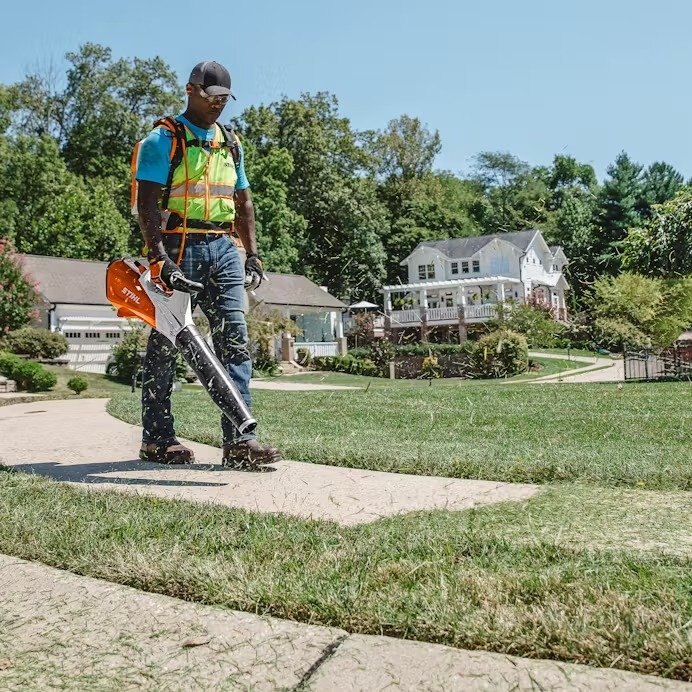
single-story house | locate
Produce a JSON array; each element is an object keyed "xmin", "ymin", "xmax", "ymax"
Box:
[{"xmin": 19, "ymin": 254, "xmax": 346, "ymax": 373}]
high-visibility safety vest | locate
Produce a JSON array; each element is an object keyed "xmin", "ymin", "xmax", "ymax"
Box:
[{"xmin": 131, "ymin": 116, "xmax": 241, "ymax": 231}]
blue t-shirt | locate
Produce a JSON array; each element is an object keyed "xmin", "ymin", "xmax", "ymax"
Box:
[{"xmin": 135, "ymin": 114, "xmax": 250, "ymax": 191}]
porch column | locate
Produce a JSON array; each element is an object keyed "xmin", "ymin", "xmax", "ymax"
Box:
[
  {"xmin": 335, "ymin": 312, "xmax": 344, "ymax": 339},
  {"xmin": 457, "ymin": 292, "xmax": 468, "ymax": 343},
  {"xmin": 419, "ymin": 288, "xmax": 428, "ymax": 342},
  {"xmin": 384, "ymin": 289, "xmax": 392, "ymax": 313},
  {"xmin": 497, "ymin": 283, "xmax": 505, "ymax": 303}
]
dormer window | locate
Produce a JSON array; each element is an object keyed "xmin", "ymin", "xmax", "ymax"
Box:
[
  {"xmin": 461, "ymin": 261, "xmax": 469, "ymax": 274},
  {"xmin": 451, "ymin": 262, "xmax": 458, "ymax": 275},
  {"xmin": 472, "ymin": 260, "xmax": 480, "ymax": 273},
  {"xmin": 418, "ymin": 263, "xmax": 435, "ymax": 280}
]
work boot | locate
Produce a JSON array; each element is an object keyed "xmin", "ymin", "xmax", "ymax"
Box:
[
  {"xmin": 140, "ymin": 439, "xmax": 195, "ymax": 465},
  {"xmin": 222, "ymin": 439, "xmax": 282, "ymax": 470}
]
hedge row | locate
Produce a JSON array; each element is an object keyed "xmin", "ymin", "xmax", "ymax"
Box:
[
  {"xmin": 0, "ymin": 327, "xmax": 68, "ymax": 360},
  {"xmin": 315, "ymin": 330, "xmax": 528, "ymax": 380},
  {"xmin": 0, "ymin": 351, "xmax": 57, "ymax": 392}
]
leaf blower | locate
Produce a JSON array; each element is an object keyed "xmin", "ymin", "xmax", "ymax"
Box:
[{"xmin": 105, "ymin": 258, "xmax": 257, "ymax": 436}]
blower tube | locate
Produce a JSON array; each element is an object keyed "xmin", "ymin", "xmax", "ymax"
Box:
[{"xmin": 175, "ymin": 324, "xmax": 257, "ymax": 436}]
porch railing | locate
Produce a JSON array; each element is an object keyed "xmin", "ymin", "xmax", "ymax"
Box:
[
  {"xmin": 389, "ymin": 304, "xmax": 498, "ymax": 325},
  {"xmin": 296, "ymin": 341, "xmax": 339, "ymax": 357}
]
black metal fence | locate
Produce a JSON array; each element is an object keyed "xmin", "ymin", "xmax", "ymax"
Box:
[{"xmin": 623, "ymin": 341, "xmax": 692, "ymax": 381}]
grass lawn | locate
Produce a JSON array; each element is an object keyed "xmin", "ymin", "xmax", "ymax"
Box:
[
  {"xmin": 2, "ymin": 365, "xmax": 690, "ymax": 680},
  {"xmin": 0, "ymin": 471, "xmax": 689, "ymax": 680},
  {"xmin": 109, "ymin": 380, "xmax": 691, "ymax": 489}
]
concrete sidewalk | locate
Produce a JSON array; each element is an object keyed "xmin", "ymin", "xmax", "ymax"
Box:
[
  {"xmin": 0, "ymin": 398, "xmax": 538, "ymax": 526},
  {"xmin": 528, "ymin": 351, "xmax": 624, "ymax": 383},
  {"xmin": 0, "ymin": 555, "xmax": 686, "ymax": 691}
]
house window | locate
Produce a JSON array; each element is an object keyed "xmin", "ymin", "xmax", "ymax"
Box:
[
  {"xmin": 461, "ymin": 261, "xmax": 469, "ymax": 274},
  {"xmin": 64, "ymin": 331, "xmax": 81, "ymax": 339},
  {"xmin": 472, "ymin": 260, "xmax": 480, "ymax": 273},
  {"xmin": 418, "ymin": 263, "xmax": 435, "ymax": 280},
  {"xmin": 445, "ymin": 292, "xmax": 454, "ymax": 307},
  {"xmin": 451, "ymin": 262, "xmax": 458, "ymax": 275},
  {"xmin": 106, "ymin": 332, "xmax": 121, "ymax": 339},
  {"xmin": 85, "ymin": 332, "xmax": 102, "ymax": 339}
]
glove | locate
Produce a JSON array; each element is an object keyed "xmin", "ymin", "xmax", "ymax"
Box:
[
  {"xmin": 149, "ymin": 254, "xmax": 179, "ymax": 293},
  {"xmin": 149, "ymin": 254, "xmax": 203, "ymax": 294},
  {"xmin": 244, "ymin": 253, "xmax": 264, "ymax": 291}
]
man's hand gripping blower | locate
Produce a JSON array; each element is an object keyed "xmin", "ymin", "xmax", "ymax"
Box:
[{"xmin": 106, "ymin": 258, "xmax": 256, "ymax": 436}]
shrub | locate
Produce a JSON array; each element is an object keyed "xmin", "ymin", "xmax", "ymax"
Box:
[
  {"xmin": 0, "ymin": 351, "xmax": 24, "ymax": 378},
  {"xmin": 67, "ymin": 375, "xmax": 89, "ymax": 395},
  {"xmin": 0, "ymin": 327, "xmax": 68, "ymax": 359},
  {"xmin": 367, "ymin": 339, "xmax": 396, "ymax": 373},
  {"xmin": 420, "ymin": 355, "xmax": 441, "ymax": 379},
  {"xmin": 470, "ymin": 329, "xmax": 529, "ymax": 379},
  {"xmin": 246, "ymin": 306, "xmax": 299, "ymax": 371},
  {"xmin": 490, "ymin": 301, "xmax": 565, "ymax": 348},
  {"xmin": 22, "ymin": 364, "xmax": 57, "ymax": 392},
  {"xmin": 296, "ymin": 347, "xmax": 313, "ymax": 366},
  {"xmin": 109, "ymin": 325, "xmax": 147, "ymax": 383},
  {"xmin": 394, "ymin": 342, "xmax": 473, "ymax": 357},
  {"xmin": 588, "ymin": 273, "xmax": 692, "ymax": 349},
  {"xmin": 313, "ymin": 355, "xmax": 380, "ymax": 377},
  {"xmin": 593, "ymin": 318, "xmax": 649, "ymax": 350},
  {"xmin": 0, "ymin": 352, "xmax": 57, "ymax": 391}
]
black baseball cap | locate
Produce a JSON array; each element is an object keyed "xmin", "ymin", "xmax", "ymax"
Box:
[{"xmin": 188, "ymin": 61, "xmax": 236, "ymax": 100}]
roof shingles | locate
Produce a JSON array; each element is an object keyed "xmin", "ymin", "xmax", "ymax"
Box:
[
  {"xmin": 415, "ymin": 229, "xmax": 540, "ymax": 258},
  {"xmin": 18, "ymin": 254, "xmax": 346, "ymax": 310}
]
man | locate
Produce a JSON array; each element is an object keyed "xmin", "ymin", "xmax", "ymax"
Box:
[{"xmin": 135, "ymin": 60, "xmax": 281, "ymax": 469}]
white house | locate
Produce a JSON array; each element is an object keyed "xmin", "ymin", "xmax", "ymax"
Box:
[
  {"xmin": 382, "ymin": 229, "xmax": 569, "ymax": 340},
  {"xmin": 20, "ymin": 253, "xmax": 346, "ymax": 373}
]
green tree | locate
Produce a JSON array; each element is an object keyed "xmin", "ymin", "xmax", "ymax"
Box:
[
  {"xmin": 8, "ymin": 43, "xmax": 182, "ymax": 248},
  {"xmin": 547, "ymin": 154, "xmax": 597, "ymax": 199},
  {"xmin": 376, "ymin": 172, "xmax": 484, "ymax": 280},
  {"xmin": 471, "ymin": 151, "xmax": 551, "ymax": 233},
  {"xmin": 240, "ymin": 140, "xmax": 305, "ymax": 273},
  {"xmin": 365, "ymin": 116, "xmax": 483, "ymax": 281},
  {"xmin": 237, "ymin": 93, "xmax": 387, "ymax": 300},
  {"xmin": 0, "ymin": 241, "xmax": 38, "ymax": 333},
  {"xmin": 10, "ymin": 43, "xmax": 183, "ymax": 182},
  {"xmin": 640, "ymin": 161, "xmax": 685, "ymax": 213},
  {"xmin": 588, "ymin": 273, "xmax": 692, "ymax": 348},
  {"xmin": 0, "ymin": 135, "xmax": 130, "ymax": 259},
  {"xmin": 367, "ymin": 115, "xmax": 441, "ymax": 181},
  {"xmin": 594, "ymin": 152, "xmax": 644, "ymax": 275},
  {"xmin": 623, "ymin": 189, "xmax": 692, "ymax": 277}
]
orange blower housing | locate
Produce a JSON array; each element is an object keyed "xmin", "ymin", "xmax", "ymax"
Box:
[{"xmin": 106, "ymin": 258, "xmax": 157, "ymax": 328}]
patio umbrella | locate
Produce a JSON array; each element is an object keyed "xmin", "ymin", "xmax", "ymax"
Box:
[{"xmin": 348, "ymin": 300, "xmax": 379, "ymax": 310}]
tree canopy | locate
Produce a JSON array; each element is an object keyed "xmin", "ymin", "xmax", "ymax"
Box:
[{"xmin": 0, "ymin": 42, "xmax": 689, "ymax": 308}]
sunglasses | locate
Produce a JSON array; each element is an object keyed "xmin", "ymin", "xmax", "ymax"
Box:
[{"xmin": 193, "ymin": 84, "xmax": 232, "ymax": 105}]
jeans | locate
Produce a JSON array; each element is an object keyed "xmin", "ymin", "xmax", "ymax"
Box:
[{"xmin": 141, "ymin": 234, "xmax": 254, "ymax": 447}]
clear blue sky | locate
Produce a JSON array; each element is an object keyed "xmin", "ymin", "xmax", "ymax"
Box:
[{"xmin": 2, "ymin": 0, "xmax": 690, "ymax": 180}]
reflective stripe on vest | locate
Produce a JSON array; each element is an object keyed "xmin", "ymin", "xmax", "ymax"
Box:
[{"xmin": 165, "ymin": 123, "xmax": 238, "ymax": 224}]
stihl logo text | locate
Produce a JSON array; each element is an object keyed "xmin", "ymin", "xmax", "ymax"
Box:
[{"xmin": 121, "ymin": 287, "xmax": 141, "ymax": 304}]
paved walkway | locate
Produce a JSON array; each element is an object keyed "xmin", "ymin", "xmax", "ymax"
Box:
[
  {"xmin": 0, "ymin": 399, "xmax": 537, "ymax": 526},
  {"xmin": 0, "ymin": 555, "xmax": 686, "ymax": 691},
  {"xmin": 528, "ymin": 351, "xmax": 624, "ymax": 383}
]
